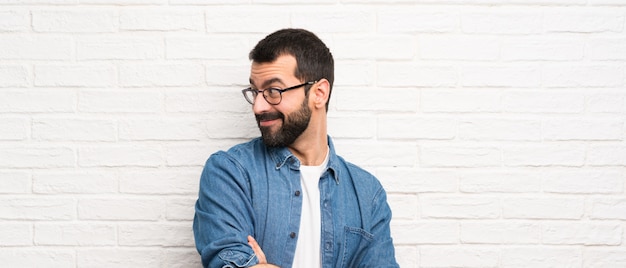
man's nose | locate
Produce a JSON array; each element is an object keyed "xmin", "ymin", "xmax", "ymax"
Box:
[{"xmin": 252, "ymin": 93, "xmax": 271, "ymax": 113}]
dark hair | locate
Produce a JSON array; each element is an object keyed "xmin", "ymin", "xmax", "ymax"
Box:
[{"xmin": 249, "ymin": 28, "xmax": 334, "ymax": 111}]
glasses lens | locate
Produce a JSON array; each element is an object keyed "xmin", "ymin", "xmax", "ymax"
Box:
[
  {"xmin": 243, "ymin": 89, "xmax": 256, "ymax": 104},
  {"xmin": 264, "ymin": 88, "xmax": 282, "ymax": 104}
]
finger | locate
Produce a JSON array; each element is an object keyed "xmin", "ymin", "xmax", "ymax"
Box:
[{"xmin": 247, "ymin": 235, "xmax": 267, "ymax": 263}]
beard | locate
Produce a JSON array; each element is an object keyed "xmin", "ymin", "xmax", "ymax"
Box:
[{"xmin": 256, "ymin": 98, "xmax": 311, "ymax": 148}]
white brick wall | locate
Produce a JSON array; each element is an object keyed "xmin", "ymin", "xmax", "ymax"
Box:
[{"xmin": 0, "ymin": 2, "xmax": 625, "ymax": 268}]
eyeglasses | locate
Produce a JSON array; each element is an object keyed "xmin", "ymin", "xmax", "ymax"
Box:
[{"xmin": 242, "ymin": 81, "xmax": 316, "ymax": 105}]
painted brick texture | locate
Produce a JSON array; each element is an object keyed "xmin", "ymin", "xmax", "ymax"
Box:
[{"xmin": 0, "ymin": 2, "xmax": 625, "ymax": 268}]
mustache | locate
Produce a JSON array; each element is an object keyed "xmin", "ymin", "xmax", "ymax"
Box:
[{"xmin": 255, "ymin": 112, "xmax": 284, "ymax": 122}]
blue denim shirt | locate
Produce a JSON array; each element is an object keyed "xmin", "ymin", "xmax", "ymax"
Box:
[{"xmin": 193, "ymin": 136, "xmax": 399, "ymax": 268}]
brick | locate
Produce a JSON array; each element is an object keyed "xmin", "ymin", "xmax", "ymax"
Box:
[
  {"xmin": 78, "ymin": 198, "xmax": 164, "ymax": 220},
  {"xmin": 0, "ymin": 223, "xmax": 32, "ymax": 246},
  {"xmin": 34, "ymin": 64, "xmax": 117, "ymax": 87},
  {"xmin": 503, "ymin": 197, "xmax": 583, "ymax": 219},
  {"xmin": 502, "ymin": 247, "xmax": 581, "ymax": 268},
  {"xmin": 587, "ymin": 91, "xmax": 625, "ymax": 113},
  {"xmin": 419, "ymin": 36, "xmax": 499, "ymax": 60},
  {"xmin": 0, "ymin": 65, "xmax": 30, "ymax": 87},
  {"xmin": 543, "ymin": 222, "xmax": 621, "ymax": 245},
  {"xmin": 120, "ymin": 9, "xmax": 204, "ymax": 31},
  {"xmin": 590, "ymin": 0, "xmax": 626, "ymax": 4},
  {"xmin": 378, "ymin": 10, "xmax": 458, "ymax": 33},
  {"xmin": 0, "ymin": 146, "xmax": 75, "ymax": 168},
  {"xmin": 501, "ymin": 37, "xmax": 584, "ymax": 60},
  {"xmin": 205, "ymin": 64, "xmax": 250, "ymax": 86},
  {"xmin": 327, "ymin": 116, "xmax": 376, "ymax": 139},
  {"xmin": 206, "ymin": 8, "xmax": 290, "ymax": 33},
  {"xmin": 377, "ymin": 168, "xmax": 457, "ymax": 193},
  {"xmin": 32, "ymin": 10, "xmax": 118, "ymax": 33},
  {"xmin": 544, "ymin": 9, "xmax": 624, "ymax": 33},
  {"xmin": 160, "ymin": 249, "xmax": 203, "ymax": 268},
  {"xmin": 0, "ymin": 171, "xmax": 30, "ymax": 193},
  {"xmin": 394, "ymin": 246, "xmax": 418, "ymax": 268},
  {"xmin": 0, "ymin": 198, "xmax": 75, "ymax": 220},
  {"xmin": 391, "ymin": 222, "xmax": 458, "ymax": 244},
  {"xmin": 388, "ymin": 194, "xmax": 418, "ymax": 220},
  {"xmin": 420, "ymin": 145, "xmax": 501, "ymax": 168},
  {"xmin": 459, "ymin": 118, "xmax": 542, "ymax": 141},
  {"xmin": 119, "ymin": 118, "xmax": 205, "ymax": 141},
  {"xmin": 462, "ymin": 11, "xmax": 542, "ymax": 34},
  {"xmin": 166, "ymin": 36, "xmax": 249, "ymax": 60},
  {"xmin": 33, "ymin": 170, "xmax": 117, "ymax": 194},
  {"xmin": 0, "ymin": 36, "xmax": 73, "ymax": 60},
  {"xmin": 334, "ymin": 88, "xmax": 419, "ymax": 112},
  {"xmin": 421, "ymin": 196, "xmax": 500, "ymax": 219},
  {"xmin": 118, "ymin": 223, "xmax": 193, "ymax": 246},
  {"xmin": 164, "ymin": 144, "xmax": 219, "ymax": 167},
  {"xmin": 83, "ymin": 0, "xmax": 165, "ymax": 4},
  {"xmin": 77, "ymin": 36, "xmax": 164, "ymax": 60},
  {"xmin": 119, "ymin": 63, "xmax": 204, "ymax": 87},
  {"xmin": 378, "ymin": 116, "xmax": 456, "ymax": 140},
  {"xmin": 333, "ymin": 35, "xmax": 416, "ymax": 60},
  {"xmin": 334, "ymin": 141, "xmax": 417, "ymax": 167},
  {"xmin": 421, "ymin": 89, "xmax": 501, "ymax": 113},
  {"xmin": 503, "ymin": 145, "xmax": 585, "ymax": 167},
  {"xmin": 79, "ymin": 145, "xmax": 162, "ymax": 167},
  {"xmin": 165, "ymin": 88, "xmax": 249, "ymax": 113},
  {"xmin": 169, "ymin": 0, "xmax": 247, "ymax": 4},
  {"xmin": 461, "ymin": 65, "xmax": 541, "ymax": 87},
  {"xmin": 584, "ymin": 249, "xmax": 626, "ymax": 268},
  {"xmin": 32, "ymin": 117, "xmax": 116, "ymax": 141},
  {"xmin": 204, "ymin": 114, "xmax": 258, "ymax": 139},
  {"xmin": 460, "ymin": 170, "xmax": 542, "ymax": 193},
  {"xmin": 78, "ymin": 89, "xmax": 161, "ymax": 113},
  {"xmin": 461, "ymin": 221, "xmax": 541, "ymax": 244},
  {"xmin": 588, "ymin": 38, "xmax": 626, "ymax": 60},
  {"xmin": 421, "ymin": 246, "xmax": 499, "ymax": 267},
  {"xmin": 291, "ymin": 11, "xmax": 375, "ymax": 33},
  {"xmin": 334, "ymin": 61, "xmax": 375, "ymax": 87},
  {"xmin": 590, "ymin": 198, "xmax": 626, "ymax": 220},
  {"xmin": 119, "ymin": 170, "xmax": 198, "ymax": 194},
  {"xmin": 588, "ymin": 145, "xmax": 626, "ymax": 166},
  {"xmin": 77, "ymin": 249, "xmax": 162, "ymax": 268},
  {"xmin": 166, "ymin": 197, "xmax": 196, "ymax": 221},
  {"xmin": 543, "ymin": 116, "xmax": 624, "ymax": 140},
  {"xmin": 543, "ymin": 169, "xmax": 623, "ymax": 194},
  {"xmin": 0, "ymin": 250, "xmax": 74, "ymax": 268},
  {"xmin": 542, "ymin": 64, "xmax": 624, "ymax": 88},
  {"xmin": 0, "ymin": 89, "xmax": 75, "ymax": 113},
  {"xmin": 503, "ymin": 90, "xmax": 584, "ymax": 113},
  {"xmin": 35, "ymin": 223, "xmax": 116, "ymax": 246},
  {"xmin": 378, "ymin": 64, "xmax": 457, "ymax": 87},
  {"xmin": 0, "ymin": 117, "xmax": 28, "ymax": 140},
  {"xmin": 0, "ymin": 10, "xmax": 30, "ymax": 32}
]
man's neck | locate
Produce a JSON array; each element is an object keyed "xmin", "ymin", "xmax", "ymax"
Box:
[{"xmin": 288, "ymin": 132, "xmax": 328, "ymax": 166}]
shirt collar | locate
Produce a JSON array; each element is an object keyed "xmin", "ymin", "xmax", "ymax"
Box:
[{"xmin": 269, "ymin": 135, "xmax": 341, "ymax": 184}]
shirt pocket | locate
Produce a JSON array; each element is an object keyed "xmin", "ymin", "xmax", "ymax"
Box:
[{"xmin": 341, "ymin": 226, "xmax": 374, "ymax": 268}]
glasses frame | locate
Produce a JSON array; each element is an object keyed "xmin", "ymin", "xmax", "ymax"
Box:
[{"xmin": 242, "ymin": 81, "xmax": 316, "ymax": 105}]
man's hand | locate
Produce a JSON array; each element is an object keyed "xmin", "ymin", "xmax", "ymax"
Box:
[{"xmin": 248, "ymin": 235, "xmax": 280, "ymax": 267}]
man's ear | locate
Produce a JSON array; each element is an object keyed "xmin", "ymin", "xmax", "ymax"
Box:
[{"xmin": 312, "ymin": 79, "xmax": 330, "ymax": 109}]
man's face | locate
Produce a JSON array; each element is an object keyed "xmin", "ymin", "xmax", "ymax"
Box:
[{"xmin": 249, "ymin": 55, "xmax": 312, "ymax": 147}]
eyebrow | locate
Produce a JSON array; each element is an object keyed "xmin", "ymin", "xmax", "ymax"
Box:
[{"xmin": 249, "ymin": 77, "xmax": 285, "ymax": 89}]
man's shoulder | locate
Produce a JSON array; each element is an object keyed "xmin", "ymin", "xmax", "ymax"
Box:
[
  {"xmin": 206, "ymin": 137, "xmax": 266, "ymax": 164},
  {"xmin": 334, "ymin": 155, "xmax": 382, "ymax": 188}
]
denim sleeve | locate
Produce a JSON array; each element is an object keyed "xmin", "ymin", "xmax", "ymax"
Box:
[
  {"xmin": 193, "ymin": 152, "xmax": 259, "ymax": 268},
  {"xmin": 360, "ymin": 187, "xmax": 400, "ymax": 268}
]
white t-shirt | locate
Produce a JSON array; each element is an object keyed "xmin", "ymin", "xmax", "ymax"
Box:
[{"xmin": 292, "ymin": 150, "xmax": 329, "ymax": 268}]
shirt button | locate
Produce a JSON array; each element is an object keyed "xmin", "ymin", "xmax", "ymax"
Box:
[
  {"xmin": 290, "ymin": 232, "xmax": 296, "ymax": 238},
  {"xmin": 295, "ymin": 190, "xmax": 301, "ymax": 196}
]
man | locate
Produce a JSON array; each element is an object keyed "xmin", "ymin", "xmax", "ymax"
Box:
[{"xmin": 193, "ymin": 28, "xmax": 399, "ymax": 268}]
